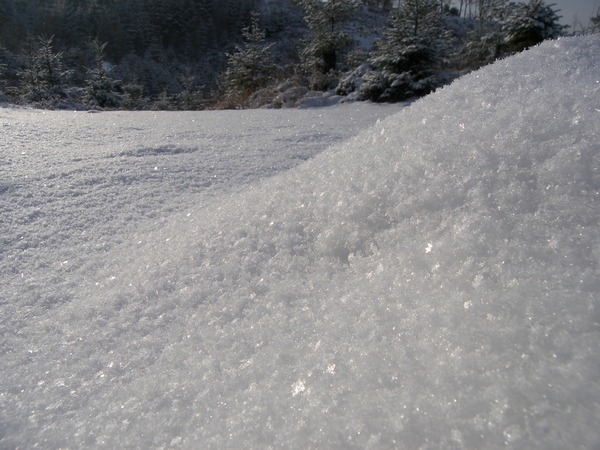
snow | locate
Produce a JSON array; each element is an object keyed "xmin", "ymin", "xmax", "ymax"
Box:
[{"xmin": 1, "ymin": 35, "xmax": 599, "ymax": 449}]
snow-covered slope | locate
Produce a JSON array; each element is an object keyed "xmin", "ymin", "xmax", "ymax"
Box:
[{"xmin": 1, "ymin": 35, "xmax": 599, "ymax": 449}]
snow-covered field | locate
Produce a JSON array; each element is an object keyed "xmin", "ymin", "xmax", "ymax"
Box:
[{"xmin": 1, "ymin": 35, "xmax": 599, "ymax": 449}]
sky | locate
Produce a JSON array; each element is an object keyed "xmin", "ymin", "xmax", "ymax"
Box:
[
  {"xmin": 1, "ymin": 35, "xmax": 599, "ymax": 449},
  {"xmin": 553, "ymin": 0, "xmax": 599, "ymax": 27}
]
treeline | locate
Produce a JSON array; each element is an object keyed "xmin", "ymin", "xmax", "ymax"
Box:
[
  {"xmin": 0, "ymin": 0, "xmax": 247, "ymax": 59},
  {"xmin": 218, "ymin": 0, "xmax": 576, "ymax": 107},
  {"xmin": 0, "ymin": 0, "xmax": 280, "ymax": 108},
  {"xmin": 0, "ymin": 0, "xmax": 596, "ymax": 109}
]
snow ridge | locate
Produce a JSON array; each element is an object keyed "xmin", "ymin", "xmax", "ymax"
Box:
[{"xmin": 1, "ymin": 36, "xmax": 599, "ymax": 448}]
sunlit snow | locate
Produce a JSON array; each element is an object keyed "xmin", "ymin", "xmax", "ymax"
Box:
[{"xmin": 1, "ymin": 35, "xmax": 599, "ymax": 449}]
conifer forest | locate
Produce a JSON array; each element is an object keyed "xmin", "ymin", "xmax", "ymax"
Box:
[{"xmin": 0, "ymin": 0, "xmax": 596, "ymax": 110}]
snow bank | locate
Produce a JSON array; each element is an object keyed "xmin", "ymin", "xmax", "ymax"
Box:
[{"xmin": 1, "ymin": 36, "xmax": 599, "ymax": 449}]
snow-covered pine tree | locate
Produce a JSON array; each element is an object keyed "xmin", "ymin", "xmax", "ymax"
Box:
[
  {"xmin": 500, "ymin": 0, "xmax": 567, "ymax": 53},
  {"xmin": 177, "ymin": 67, "xmax": 205, "ymax": 110},
  {"xmin": 0, "ymin": 47, "xmax": 8, "ymax": 92},
  {"xmin": 85, "ymin": 40, "xmax": 124, "ymax": 109},
  {"xmin": 33, "ymin": 35, "xmax": 70, "ymax": 95},
  {"xmin": 218, "ymin": 12, "xmax": 276, "ymax": 104},
  {"xmin": 361, "ymin": 0, "xmax": 453, "ymax": 102},
  {"xmin": 0, "ymin": 65, "xmax": 7, "ymax": 102},
  {"xmin": 299, "ymin": 0, "xmax": 359, "ymax": 78},
  {"xmin": 460, "ymin": 0, "xmax": 507, "ymax": 69},
  {"xmin": 122, "ymin": 77, "xmax": 146, "ymax": 110},
  {"xmin": 590, "ymin": 10, "xmax": 600, "ymax": 34},
  {"xmin": 460, "ymin": 25, "xmax": 504, "ymax": 68},
  {"xmin": 16, "ymin": 34, "xmax": 70, "ymax": 104},
  {"xmin": 13, "ymin": 36, "xmax": 40, "ymax": 102}
]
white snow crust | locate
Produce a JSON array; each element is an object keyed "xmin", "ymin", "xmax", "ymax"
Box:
[{"xmin": 1, "ymin": 36, "xmax": 599, "ymax": 449}]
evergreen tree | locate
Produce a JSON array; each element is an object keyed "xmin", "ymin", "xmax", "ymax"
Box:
[
  {"xmin": 590, "ymin": 10, "xmax": 600, "ymax": 34},
  {"xmin": 0, "ymin": 47, "xmax": 7, "ymax": 98},
  {"xmin": 0, "ymin": 44, "xmax": 17, "ymax": 100},
  {"xmin": 501, "ymin": 0, "xmax": 567, "ymax": 53},
  {"xmin": 299, "ymin": 0, "xmax": 359, "ymax": 76},
  {"xmin": 361, "ymin": 0, "xmax": 452, "ymax": 102},
  {"xmin": 34, "ymin": 35, "xmax": 69, "ymax": 93},
  {"xmin": 152, "ymin": 89, "xmax": 174, "ymax": 110},
  {"xmin": 0, "ymin": 43, "xmax": 8, "ymax": 73},
  {"xmin": 13, "ymin": 35, "xmax": 40, "ymax": 102},
  {"xmin": 16, "ymin": 34, "xmax": 70, "ymax": 104},
  {"xmin": 85, "ymin": 39, "xmax": 124, "ymax": 108},
  {"xmin": 460, "ymin": 0, "xmax": 507, "ymax": 69},
  {"xmin": 177, "ymin": 67, "xmax": 204, "ymax": 110},
  {"xmin": 460, "ymin": 25, "xmax": 504, "ymax": 68},
  {"xmin": 121, "ymin": 77, "xmax": 146, "ymax": 110},
  {"xmin": 218, "ymin": 12, "xmax": 276, "ymax": 103}
]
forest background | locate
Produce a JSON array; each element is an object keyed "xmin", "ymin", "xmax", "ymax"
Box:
[{"xmin": 0, "ymin": 0, "xmax": 598, "ymax": 110}]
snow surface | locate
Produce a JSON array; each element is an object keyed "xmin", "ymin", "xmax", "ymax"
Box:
[{"xmin": 1, "ymin": 35, "xmax": 599, "ymax": 449}]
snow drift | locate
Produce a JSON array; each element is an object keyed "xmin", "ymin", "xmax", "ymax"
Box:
[{"xmin": 1, "ymin": 36, "xmax": 599, "ymax": 448}]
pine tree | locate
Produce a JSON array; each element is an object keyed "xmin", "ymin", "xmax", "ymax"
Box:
[
  {"xmin": 177, "ymin": 66, "xmax": 204, "ymax": 110},
  {"xmin": 0, "ymin": 16, "xmax": 18, "ymax": 92},
  {"xmin": 590, "ymin": 10, "xmax": 600, "ymax": 34},
  {"xmin": 218, "ymin": 12, "xmax": 276, "ymax": 103},
  {"xmin": 501, "ymin": 0, "xmax": 567, "ymax": 53},
  {"xmin": 34, "ymin": 35, "xmax": 68, "ymax": 91},
  {"xmin": 361, "ymin": 0, "xmax": 452, "ymax": 102},
  {"xmin": 460, "ymin": 0, "xmax": 507, "ymax": 69},
  {"xmin": 16, "ymin": 34, "xmax": 70, "ymax": 104},
  {"xmin": 0, "ymin": 48, "xmax": 7, "ymax": 98},
  {"xmin": 299, "ymin": 0, "xmax": 359, "ymax": 76},
  {"xmin": 461, "ymin": 26, "xmax": 504, "ymax": 68},
  {"xmin": 85, "ymin": 39, "xmax": 124, "ymax": 108},
  {"xmin": 0, "ymin": 44, "xmax": 8, "ymax": 75}
]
